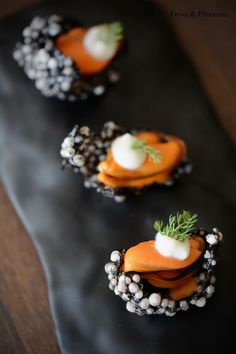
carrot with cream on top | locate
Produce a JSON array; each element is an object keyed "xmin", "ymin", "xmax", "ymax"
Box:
[
  {"xmin": 105, "ymin": 210, "xmax": 224, "ymax": 315},
  {"xmin": 98, "ymin": 131, "xmax": 186, "ymax": 189},
  {"xmin": 56, "ymin": 21, "xmax": 124, "ymax": 75},
  {"xmin": 122, "ymin": 211, "xmax": 203, "ymax": 301},
  {"xmin": 60, "ymin": 122, "xmax": 191, "ymax": 201}
]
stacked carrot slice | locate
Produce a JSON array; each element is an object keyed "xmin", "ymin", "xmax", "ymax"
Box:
[
  {"xmin": 122, "ymin": 236, "xmax": 205, "ymax": 300},
  {"xmin": 98, "ymin": 132, "xmax": 186, "ymax": 189}
]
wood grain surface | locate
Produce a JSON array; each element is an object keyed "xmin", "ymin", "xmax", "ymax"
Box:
[
  {"xmin": 0, "ymin": 185, "xmax": 60, "ymax": 354},
  {"xmin": 0, "ymin": 0, "xmax": 235, "ymax": 353}
]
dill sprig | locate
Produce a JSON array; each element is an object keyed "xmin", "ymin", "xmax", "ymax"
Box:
[
  {"xmin": 97, "ymin": 21, "xmax": 124, "ymax": 45},
  {"xmin": 154, "ymin": 211, "xmax": 198, "ymax": 242},
  {"xmin": 131, "ymin": 138, "xmax": 162, "ymax": 164}
]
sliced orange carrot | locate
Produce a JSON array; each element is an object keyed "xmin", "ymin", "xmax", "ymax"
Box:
[
  {"xmin": 97, "ymin": 132, "xmax": 186, "ymax": 189},
  {"xmin": 135, "ymin": 131, "xmax": 161, "ymax": 144},
  {"xmin": 122, "ymin": 237, "xmax": 204, "ymax": 273},
  {"xmin": 141, "ymin": 267, "xmax": 199, "ymax": 288},
  {"xmin": 56, "ymin": 27, "xmax": 120, "ymax": 75},
  {"xmin": 98, "ymin": 141, "xmax": 183, "ymax": 179},
  {"xmin": 169, "ymin": 277, "xmax": 198, "ymax": 300},
  {"xmin": 165, "ymin": 134, "xmax": 187, "ymax": 159},
  {"xmin": 152, "ymin": 269, "xmax": 185, "ymax": 279},
  {"xmin": 97, "ymin": 169, "xmax": 171, "ymax": 188}
]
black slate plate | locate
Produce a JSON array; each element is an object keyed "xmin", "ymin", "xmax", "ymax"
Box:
[{"xmin": 0, "ymin": 0, "xmax": 236, "ymax": 353}]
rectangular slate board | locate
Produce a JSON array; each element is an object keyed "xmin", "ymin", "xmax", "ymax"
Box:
[{"xmin": 0, "ymin": 0, "xmax": 236, "ymax": 353}]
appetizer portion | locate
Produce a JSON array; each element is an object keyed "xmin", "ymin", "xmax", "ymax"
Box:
[
  {"xmin": 98, "ymin": 132, "xmax": 185, "ymax": 189},
  {"xmin": 13, "ymin": 15, "xmax": 124, "ymax": 101},
  {"xmin": 56, "ymin": 21, "xmax": 124, "ymax": 75},
  {"xmin": 60, "ymin": 122, "xmax": 191, "ymax": 201},
  {"xmin": 105, "ymin": 211, "xmax": 223, "ymax": 316}
]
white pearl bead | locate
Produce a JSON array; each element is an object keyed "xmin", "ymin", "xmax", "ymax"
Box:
[
  {"xmin": 60, "ymin": 147, "xmax": 75, "ymax": 158},
  {"xmin": 168, "ymin": 300, "xmax": 175, "ymax": 309},
  {"xmin": 48, "ymin": 23, "xmax": 61, "ymax": 36},
  {"xmin": 48, "ymin": 58, "xmax": 57, "ymax": 70},
  {"xmin": 121, "ymin": 293, "xmax": 130, "ymax": 301},
  {"xmin": 204, "ymin": 250, "xmax": 211, "ymax": 259},
  {"xmin": 190, "ymin": 298, "xmax": 197, "ymax": 305},
  {"xmin": 22, "ymin": 45, "xmax": 31, "ymax": 54},
  {"xmin": 94, "ymin": 86, "xmax": 105, "ymax": 96},
  {"xmin": 196, "ymin": 297, "xmax": 206, "ymax": 307},
  {"xmin": 161, "ymin": 299, "xmax": 169, "ymax": 308},
  {"xmin": 31, "ymin": 17, "xmax": 46, "ymax": 30},
  {"xmin": 13, "ymin": 50, "xmax": 22, "ymax": 60},
  {"xmin": 157, "ymin": 308, "xmax": 165, "ymax": 314},
  {"xmin": 206, "ymin": 234, "xmax": 218, "ymax": 245},
  {"xmin": 132, "ymin": 274, "xmax": 140, "ymax": 283},
  {"xmin": 110, "ymin": 278, "xmax": 117, "ymax": 287},
  {"xmin": 61, "ymin": 81, "xmax": 71, "ymax": 92},
  {"xmin": 110, "ymin": 251, "xmax": 121, "ymax": 263},
  {"xmin": 109, "ymin": 283, "xmax": 115, "ymax": 290},
  {"xmin": 73, "ymin": 155, "xmax": 85, "ymax": 167},
  {"xmin": 125, "ymin": 277, "xmax": 131, "ymax": 285},
  {"xmin": 118, "ymin": 283, "xmax": 127, "ymax": 293},
  {"xmin": 62, "ymin": 137, "xmax": 74, "ymax": 148},
  {"xmin": 179, "ymin": 300, "xmax": 189, "ymax": 311},
  {"xmin": 206, "ymin": 285, "xmax": 215, "ymax": 294},
  {"xmin": 139, "ymin": 298, "xmax": 149, "ymax": 310},
  {"xmin": 146, "ymin": 308, "xmax": 153, "ymax": 315},
  {"xmin": 122, "ymin": 293, "xmax": 130, "ymax": 301},
  {"xmin": 149, "ymin": 293, "xmax": 161, "ymax": 307},
  {"xmin": 104, "ymin": 262, "xmax": 117, "ymax": 274},
  {"xmin": 23, "ymin": 27, "xmax": 31, "ymax": 37},
  {"xmin": 165, "ymin": 311, "xmax": 176, "ymax": 317},
  {"xmin": 114, "ymin": 195, "xmax": 126, "ymax": 203},
  {"xmin": 118, "ymin": 275, "xmax": 127, "ymax": 293},
  {"xmin": 128, "ymin": 283, "xmax": 139, "ymax": 294},
  {"xmin": 135, "ymin": 290, "xmax": 143, "ymax": 300},
  {"xmin": 126, "ymin": 302, "xmax": 136, "ymax": 313},
  {"xmin": 119, "ymin": 274, "xmax": 126, "ymax": 282},
  {"xmin": 114, "ymin": 287, "xmax": 121, "ymax": 296},
  {"xmin": 37, "ymin": 49, "xmax": 49, "ymax": 63}
]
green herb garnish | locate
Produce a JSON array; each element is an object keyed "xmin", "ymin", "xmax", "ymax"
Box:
[
  {"xmin": 131, "ymin": 138, "xmax": 162, "ymax": 164},
  {"xmin": 154, "ymin": 211, "xmax": 198, "ymax": 242},
  {"xmin": 97, "ymin": 21, "xmax": 124, "ymax": 45}
]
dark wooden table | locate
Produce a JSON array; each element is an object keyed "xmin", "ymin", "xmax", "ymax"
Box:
[{"xmin": 0, "ymin": 1, "xmax": 235, "ymax": 353}]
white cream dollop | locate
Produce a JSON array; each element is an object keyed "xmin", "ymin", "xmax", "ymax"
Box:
[
  {"xmin": 111, "ymin": 133, "xmax": 146, "ymax": 170},
  {"xmin": 155, "ymin": 232, "xmax": 190, "ymax": 261},
  {"xmin": 83, "ymin": 26, "xmax": 117, "ymax": 61}
]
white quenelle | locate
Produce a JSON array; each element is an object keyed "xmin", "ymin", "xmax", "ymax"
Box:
[
  {"xmin": 111, "ymin": 133, "xmax": 146, "ymax": 170},
  {"xmin": 83, "ymin": 26, "xmax": 117, "ymax": 61},
  {"xmin": 155, "ymin": 232, "xmax": 190, "ymax": 261}
]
